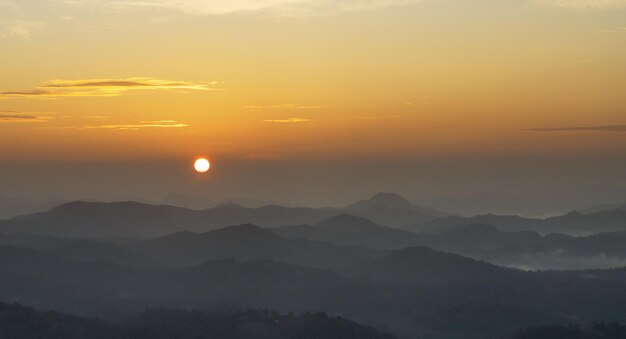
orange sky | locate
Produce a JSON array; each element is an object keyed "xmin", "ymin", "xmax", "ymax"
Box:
[
  {"xmin": 1, "ymin": 0, "xmax": 625, "ymax": 212},
  {"xmin": 2, "ymin": 0, "xmax": 626, "ymax": 162}
]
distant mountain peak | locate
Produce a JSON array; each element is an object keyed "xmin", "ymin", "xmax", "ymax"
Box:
[
  {"xmin": 316, "ymin": 214, "xmax": 382, "ymax": 231},
  {"xmin": 214, "ymin": 202, "xmax": 245, "ymax": 209},
  {"xmin": 564, "ymin": 210, "xmax": 584, "ymax": 217},
  {"xmin": 50, "ymin": 200, "xmax": 97, "ymax": 210},
  {"xmin": 206, "ymin": 224, "xmax": 282, "ymax": 241},
  {"xmin": 14, "ymin": 200, "xmax": 152, "ymax": 221},
  {"xmin": 49, "ymin": 200, "xmax": 153, "ymax": 212},
  {"xmin": 369, "ymin": 192, "xmax": 413, "ymax": 205},
  {"xmin": 164, "ymin": 230, "xmax": 198, "ymax": 238},
  {"xmin": 319, "ymin": 214, "xmax": 378, "ymax": 224},
  {"xmin": 347, "ymin": 192, "xmax": 414, "ymax": 211},
  {"xmin": 449, "ymin": 223, "xmax": 499, "ymax": 233},
  {"xmin": 351, "ymin": 246, "xmax": 508, "ymax": 285}
]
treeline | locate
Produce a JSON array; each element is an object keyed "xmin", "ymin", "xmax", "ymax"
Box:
[
  {"xmin": 0, "ymin": 302, "xmax": 397, "ymax": 339},
  {"xmin": 513, "ymin": 323, "xmax": 626, "ymax": 339}
]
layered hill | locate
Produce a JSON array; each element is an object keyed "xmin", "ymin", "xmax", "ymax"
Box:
[
  {"xmin": 2, "ymin": 193, "xmax": 448, "ymax": 238},
  {"xmin": 131, "ymin": 223, "xmax": 383, "ymax": 269},
  {"xmin": 0, "ymin": 302, "xmax": 397, "ymax": 339},
  {"xmin": 421, "ymin": 209, "xmax": 626, "ymax": 235}
]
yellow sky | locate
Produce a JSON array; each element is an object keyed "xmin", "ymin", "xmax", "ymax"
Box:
[{"xmin": 1, "ymin": 0, "xmax": 626, "ymax": 163}]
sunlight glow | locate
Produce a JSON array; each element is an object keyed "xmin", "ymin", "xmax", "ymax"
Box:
[{"xmin": 194, "ymin": 158, "xmax": 211, "ymax": 173}]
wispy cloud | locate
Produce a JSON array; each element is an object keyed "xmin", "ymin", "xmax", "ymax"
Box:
[
  {"xmin": 244, "ymin": 104, "xmax": 321, "ymax": 109},
  {"xmin": 1, "ymin": 20, "xmax": 42, "ymax": 39},
  {"xmin": 0, "ymin": 77, "xmax": 218, "ymax": 99},
  {"xmin": 263, "ymin": 118, "xmax": 312, "ymax": 123},
  {"xmin": 357, "ymin": 114, "xmax": 403, "ymax": 120},
  {"xmin": 526, "ymin": 124, "xmax": 626, "ymax": 132},
  {"xmin": 533, "ymin": 0, "xmax": 626, "ymax": 10},
  {"xmin": 70, "ymin": 120, "xmax": 189, "ymax": 130},
  {"xmin": 0, "ymin": 111, "xmax": 52, "ymax": 123},
  {"xmin": 48, "ymin": 0, "xmax": 425, "ymax": 16},
  {"xmin": 596, "ymin": 26, "xmax": 626, "ymax": 33},
  {"xmin": 43, "ymin": 119, "xmax": 189, "ymax": 130}
]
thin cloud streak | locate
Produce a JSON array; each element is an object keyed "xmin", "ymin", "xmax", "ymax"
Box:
[
  {"xmin": 526, "ymin": 125, "xmax": 626, "ymax": 132},
  {"xmin": 48, "ymin": 0, "xmax": 426, "ymax": 16},
  {"xmin": 0, "ymin": 77, "xmax": 218, "ymax": 99},
  {"xmin": 82, "ymin": 120, "xmax": 189, "ymax": 130},
  {"xmin": 47, "ymin": 0, "xmax": 626, "ymax": 16},
  {"xmin": 0, "ymin": 111, "xmax": 52, "ymax": 123},
  {"xmin": 533, "ymin": 0, "xmax": 626, "ymax": 10},
  {"xmin": 357, "ymin": 115, "xmax": 403, "ymax": 120},
  {"xmin": 244, "ymin": 104, "xmax": 321, "ymax": 109},
  {"xmin": 263, "ymin": 118, "xmax": 312, "ymax": 123},
  {"xmin": 1, "ymin": 20, "xmax": 42, "ymax": 39}
]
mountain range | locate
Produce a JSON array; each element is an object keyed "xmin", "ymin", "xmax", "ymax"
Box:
[
  {"xmin": 3, "ymin": 239, "xmax": 626, "ymax": 338},
  {"xmin": 1, "ymin": 193, "xmax": 447, "ymax": 238},
  {"xmin": 3, "ymin": 193, "xmax": 626, "ymax": 337},
  {"xmin": 421, "ymin": 209, "xmax": 626, "ymax": 235},
  {"xmin": 130, "ymin": 223, "xmax": 383, "ymax": 269},
  {"xmin": 4, "ymin": 193, "xmax": 626, "ymax": 240}
]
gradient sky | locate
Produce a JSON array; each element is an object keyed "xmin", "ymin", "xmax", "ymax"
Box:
[{"xmin": 1, "ymin": 0, "xmax": 625, "ymax": 214}]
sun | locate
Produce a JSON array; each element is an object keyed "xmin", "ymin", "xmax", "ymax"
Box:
[{"xmin": 194, "ymin": 158, "xmax": 211, "ymax": 173}]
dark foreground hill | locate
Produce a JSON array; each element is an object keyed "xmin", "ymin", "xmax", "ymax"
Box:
[
  {"xmin": 5, "ymin": 240, "xmax": 626, "ymax": 338},
  {"xmin": 0, "ymin": 302, "xmax": 397, "ymax": 339},
  {"xmin": 512, "ymin": 323, "xmax": 626, "ymax": 339}
]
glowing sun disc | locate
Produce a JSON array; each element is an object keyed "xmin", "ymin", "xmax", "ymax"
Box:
[{"xmin": 194, "ymin": 158, "xmax": 210, "ymax": 173}]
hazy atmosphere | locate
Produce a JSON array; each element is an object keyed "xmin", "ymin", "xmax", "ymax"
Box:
[
  {"xmin": 2, "ymin": 1, "xmax": 626, "ymax": 339},
  {"xmin": 2, "ymin": 0, "xmax": 626, "ymax": 216}
]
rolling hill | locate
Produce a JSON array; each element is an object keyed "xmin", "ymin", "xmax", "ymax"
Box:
[
  {"xmin": 131, "ymin": 223, "xmax": 383, "ymax": 269},
  {"xmin": 3, "ymin": 193, "xmax": 449, "ymax": 238}
]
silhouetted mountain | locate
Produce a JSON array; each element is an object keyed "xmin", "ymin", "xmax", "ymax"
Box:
[
  {"xmin": 346, "ymin": 246, "xmax": 515, "ymax": 286},
  {"xmin": 543, "ymin": 209, "xmax": 626, "ymax": 234},
  {"xmin": 4, "ymin": 193, "xmax": 451, "ymax": 238},
  {"xmin": 422, "ymin": 214, "xmax": 537, "ymax": 233},
  {"xmin": 316, "ymin": 214, "xmax": 383, "ymax": 232},
  {"xmin": 0, "ymin": 245, "xmax": 352, "ymax": 316},
  {"xmin": 0, "ymin": 302, "xmax": 398, "ymax": 339},
  {"xmin": 0, "ymin": 231, "xmax": 68, "ymax": 249},
  {"xmin": 5, "ymin": 241, "xmax": 626, "ymax": 338},
  {"xmin": 464, "ymin": 229, "xmax": 626, "ymax": 270},
  {"xmin": 0, "ymin": 246, "xmax": 131, "ymax": 314},
  {"xmin": 583, "ymin": 202, "xmax": 626, "ymax": 214},
  {"xmin": 10, "ymin": 201, "xmax": 198, "ymax": 238},
  {"xmin": 423, "ymin": 223, "xmax": 543, "ymax": 252},
  {"xmin": 347, "ymin": 193, "xmax": 419, "ymax": 211},
  {"xmin": 161, "ymin": 193, "xmax": 218, "ymax": 210},
  {"xmin": 215, "ymin": 202, "xmax": 246, "ymax": 209},
  {"xmin": 346, "ymin": 192, "xmax": 449, "ymax": 230},
  {"xmin": 421, "ymin": 209, "xmax": 626, "ymax": 235},
  {"xmin": 143, "ymin": 259, "xmax": 351, "ymax": 312},
  {"xmin": 275, "ymin": 219, "xmax": 545, "ymax": 252},
  {"xmin": 512, "ymin": 323, "xmax": 626, "ymax": 339},
  {"xmin": 0, "ymin": 196, "xmax": 65, "ymax": 219},
  {"xmin": 132, "ymin": 224, "xmax": 383, "ymax": 269},
  {"xmin": 273, "ymin": 215, "xmax": 423, "ymax": 249},
  {"xmin": 49, "ymin": 240, "xmax": 158, "ymax": 268},
  {"xmin": 6, "ymin": 201, "xmax": 341, "ymax": 238},
  {"xmin": 0, "ymin": 232, "xmax": 156, "ymax": 268},
  {"xmin": 0, "ymin": 302, "xmax": 123, "ymax": 339}
]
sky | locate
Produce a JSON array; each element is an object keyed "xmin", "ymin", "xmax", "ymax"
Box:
[{"xmin": 1, "ymin": 0, "xmax": 625, "ymax": 215}]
